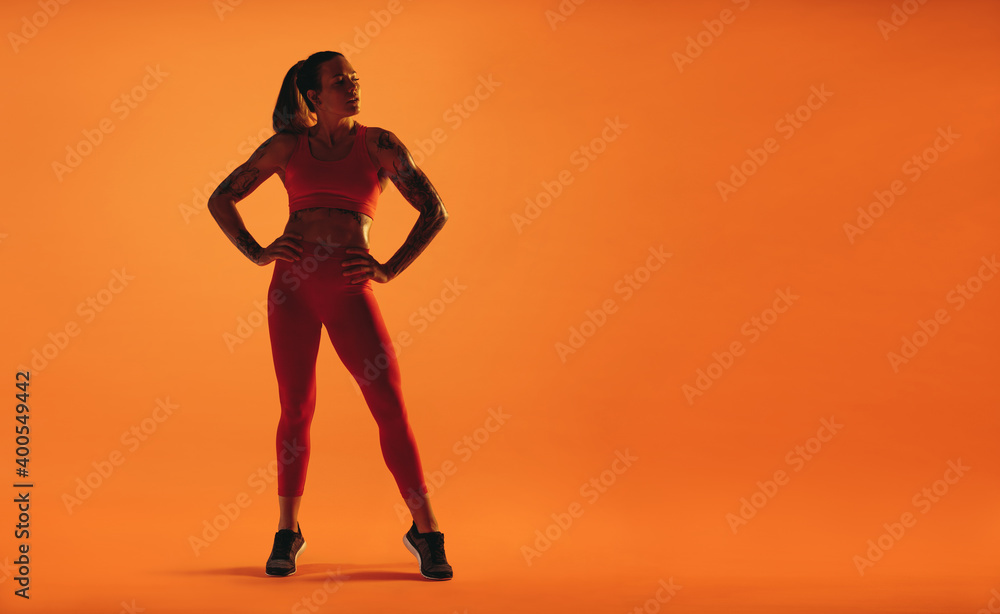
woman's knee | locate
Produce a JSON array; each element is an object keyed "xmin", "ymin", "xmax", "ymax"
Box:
[{"xmin": 277, "ymin": 396, "xmax": 316, "ymax": 424}]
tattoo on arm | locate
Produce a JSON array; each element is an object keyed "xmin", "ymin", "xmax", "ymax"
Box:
[
  {"xmin": 215, "ymin": 137, "xmax": 272, "ymax": 202},
  {"xmin": 385, "ymin": 214, "xmax": 446, "ymax": 279},
  {"xmin": 378, "ymin": 131, "xmax": 436, "ymax": 214},
  {"xmin": 209, "ymin": 137, "xmax": 276, "ymax": 264},
  {"xmin": 378, "ymin": 130, "xmax": 448, "ymax": 279},
  {"xmin": 235, "ymin": 228, "xmax": 264, "ymax": 264},
  {"xmin": 375, "ymin": 131, "xmax": 395, "ymax": 153}
]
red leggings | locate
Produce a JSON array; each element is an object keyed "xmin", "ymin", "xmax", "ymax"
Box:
[{"xmin": 266, "ymin": 239, "xmax": 428, "ymax": 499}]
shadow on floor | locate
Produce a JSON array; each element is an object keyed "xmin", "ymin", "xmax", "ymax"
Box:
[{"xmin": 168, "ymin": 562, "xmax": 431, "ymax": 582}]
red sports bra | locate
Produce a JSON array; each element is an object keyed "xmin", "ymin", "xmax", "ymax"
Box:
[{"xmin": 284, "ymin": 122, "xmax": 381, "ymax": 219}]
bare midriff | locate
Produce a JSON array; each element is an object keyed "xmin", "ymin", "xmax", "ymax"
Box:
[{"xmin": 282, "ymin": 206, "xmax": 371, "ymax": 249}]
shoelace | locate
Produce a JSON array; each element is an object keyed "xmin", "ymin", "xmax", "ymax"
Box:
[
  {"xmin": 422, "ymin": 532, "xmax": 448, "ymax": 565},
  {"xmin": 270, "ymin": 530, "xmax": 298, "ymax": 559}
]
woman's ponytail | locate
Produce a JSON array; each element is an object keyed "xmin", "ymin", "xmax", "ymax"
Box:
[
  {"xmin": 272, "ymin": 51, "xmax": 345, "ymax": 135},
  {"xmin": 272, "ymin": 60, "xmax": 310, "ymax": 134}
]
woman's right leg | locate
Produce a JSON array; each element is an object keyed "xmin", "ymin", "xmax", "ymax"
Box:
[
  {"xmin": 278, "ymin": 495, "xmax": 302, "ymax": 531},
  {"xmin": 268, "ymin": 258, "xmax": 323, "ymax": 529}
]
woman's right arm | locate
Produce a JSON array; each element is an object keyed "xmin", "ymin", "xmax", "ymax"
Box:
[{"xmin": 207, "ymin": 133, "xmax": 302, "ymax": 265}]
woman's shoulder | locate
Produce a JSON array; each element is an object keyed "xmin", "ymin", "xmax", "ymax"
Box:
[
  {"xmin": 266, "ymin": 130, "xmax": 303, "ymax": 160},
  {"xmin": 270, "ymin": 129, "xmax": 302, "ymax": 147},
  {"xmin": 363, "ymin": 124, "xmax": 392, "ymax": 145},
  {"xmin": 251, "ymin": 130, "xmax": 302, "ymax": 174},
  {"xmin": 363, "ymin": 127, "xmax": 419, "ymax": 163}
]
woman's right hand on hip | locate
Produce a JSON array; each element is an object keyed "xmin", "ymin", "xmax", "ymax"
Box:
[{"xmin": 258, "ymin": 233, "xmax": 304, "ymax": 265}]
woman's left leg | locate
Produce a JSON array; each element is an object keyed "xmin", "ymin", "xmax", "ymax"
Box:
[{"xmin": 315, "ymin": 249, "xmax": 439, "ymax": 532}]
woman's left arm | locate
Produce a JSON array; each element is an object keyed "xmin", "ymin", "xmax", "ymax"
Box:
[{"xmin": 375, "ymin": 129, "xmax": 449, "ymax": 280}]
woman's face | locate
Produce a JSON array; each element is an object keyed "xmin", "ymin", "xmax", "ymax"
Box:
[{"xmin": 309, "ymin": 58, "xmax": 361, "ymax": 115}]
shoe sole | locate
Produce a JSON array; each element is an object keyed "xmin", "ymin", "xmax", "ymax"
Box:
[
  {"xmin": 265, "ymin": 540, "xmax": 306, "ymax": 577},
  {"xmin": 403, "ymin": 534, "xmax": 452, "ymax": 581}
]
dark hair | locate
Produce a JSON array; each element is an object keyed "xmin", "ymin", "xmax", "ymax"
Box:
[{"xmin": 272, "ymin": 51, "xmax": 345, "ymax": 134}]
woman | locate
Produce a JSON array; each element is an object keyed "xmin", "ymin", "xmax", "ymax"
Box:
[{"xmin": 206, "ymin": 50, "xmax": 452, "ymax": 580}]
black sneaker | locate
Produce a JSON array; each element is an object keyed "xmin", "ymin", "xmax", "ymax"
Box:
[
  {"xmin": 265, "ymin": 523, "xmax": 306, "ymax": 577},
  {"xmin": 403, "ymin": 521, "xmax": 453, "ymax": 580}
]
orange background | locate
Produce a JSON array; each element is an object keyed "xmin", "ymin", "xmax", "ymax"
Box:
[{"xmin": 2, "ymin": 0, "xmax": 998, "ymax": 612}]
